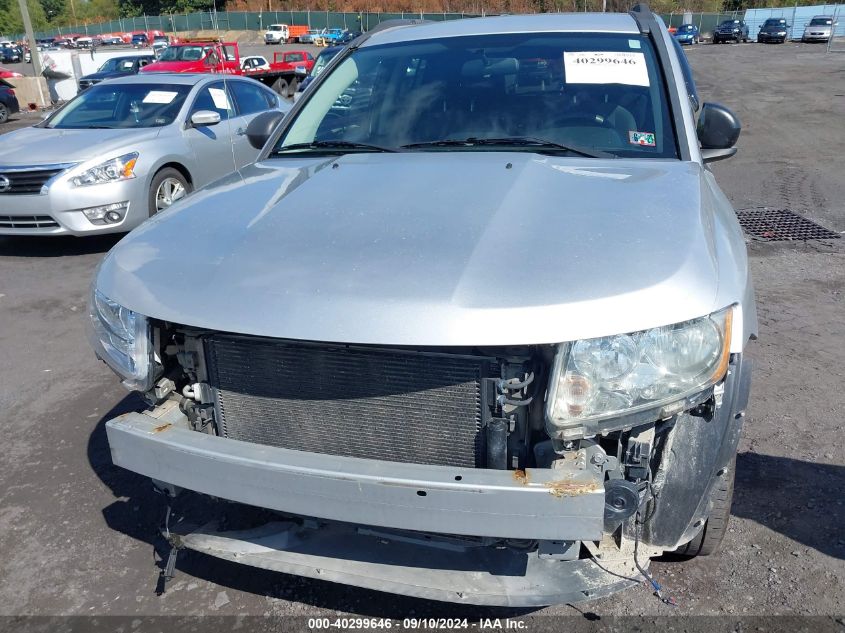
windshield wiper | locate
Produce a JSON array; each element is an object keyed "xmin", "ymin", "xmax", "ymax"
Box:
[
  {"xmin": 273, "ymin": 140, "xmax": 401, "ymax": 154},
  {"xmin": 402, "ymin": 136, "xmax": 613, "ymax": 159}
]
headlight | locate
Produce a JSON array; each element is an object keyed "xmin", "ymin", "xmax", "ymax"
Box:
[
  {"xmin": 71, "ymin": 152, "xmax": 138, "ymax": 187},
  {"xmin": 547, "ymin": 307, "xmax": 733, "ymax": 434},
  {"xmin": 88, "ymin": 288, "xmax": 154, "ymax": 391}
]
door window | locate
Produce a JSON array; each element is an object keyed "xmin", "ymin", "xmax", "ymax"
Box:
[
  {"xmin": 230, "ymin": 80, "xmax": 276, "ymax": 115},
  {"xmin": 190, "ymin": 82, "xmax": 235, "ymax": 120}
]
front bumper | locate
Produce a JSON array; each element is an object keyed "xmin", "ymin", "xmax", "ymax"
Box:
[
  {"xmin": 758, "ymin": 33, "xmax": 787, "ymax": 42},
  {"xmin": 802, "ymin": 32, "xmax": 831, "ymax": 41},
  {"xmin": 0, "ymin": 173, "xmax": 147, "ymax": 236},
  {"xmin": 107, "ymin": 408, "xmax": 605, "ymax": 542}
]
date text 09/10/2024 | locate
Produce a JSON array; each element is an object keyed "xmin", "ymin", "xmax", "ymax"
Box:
[{"xmin": 307, "ymin": 619, "xmax": 528, "ymax": 629}]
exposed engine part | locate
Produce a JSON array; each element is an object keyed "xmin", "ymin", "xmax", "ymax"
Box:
[
  {"xmin": 153, "ymin": 377, "xmax": 176, "ymax": 401},
  {"xmin": 603, "ymin": 479, "xmax": 641, "ymax": 531},
  {"xmin": 180, "ymin": 397, "xmax": 215, "ymax": 432},
  {"xmin": 624, "ymin": 425, "xmax": 655, "ymax": 480},
  {"xmin": 486, "ymin": 418, "xmax": 509, "ymax": 469}
]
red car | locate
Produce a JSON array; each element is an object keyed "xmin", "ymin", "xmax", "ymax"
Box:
[
  {"xmin": 269, "ymin": 50, "xmax": 315, "ymax": 73},
  {"xmin": 141, "ymin": 40, "xmax": 241, "ymax": 74},
  {"xmin": 0, "ymin": 66, "xmax": 23, "ymax": 79}
]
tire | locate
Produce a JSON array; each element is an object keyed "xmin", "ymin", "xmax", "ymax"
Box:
[
  {"xmin": 674, "ymin": 456, "xmax": 736, "ymax": 558},
  {"xmin": 148, "ymin": 168, "xmax": 192, "ymax": 217},
  {"xmin": 272, "ymin": 77, "xmax": 289, "ymax": 97},
  {"xmin": 287, "ymin": 77, "xmax": 299, "ymax": 97},
  {"xmin": 0, "ymin": 103, "xmax": 8, "ymax": 124}
]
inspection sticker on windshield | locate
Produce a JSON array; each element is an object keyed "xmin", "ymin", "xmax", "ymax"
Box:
[
  {"xmin": 629, "ymin": 131, "xmax": 656, "ymax": 146},
  {"xmin": 142, "ymin": 91, "xmax": 178, "ymax": 104},
  {"xmin": 563, "ymin": 51, "xmax": 649, "ymax": 87}
]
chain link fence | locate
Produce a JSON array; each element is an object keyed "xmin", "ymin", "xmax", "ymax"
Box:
[{"xmin": 15, "ymin": 5, "xmax": 845, "ymax": 43}]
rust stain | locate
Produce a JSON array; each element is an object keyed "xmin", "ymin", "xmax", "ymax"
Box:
[
  {"xmin": 512, "ymin": 469, "xmax": 530, "ymax": 485},
  {"xmin": 544, "ymin": 480, "xmax": 600, "ymax": 498},
  {"xmin": 152, "ymin": 423, "xmax": 172, "ymax": 433}
]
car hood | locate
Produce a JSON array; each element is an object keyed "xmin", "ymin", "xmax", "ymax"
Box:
[
  {"xmin": 80, "ymin": 70, "xmax": 125, "ymax": 81},
  {"xmin": 0, "ymin": 126, "xmax": 163, "ymax": 165},
  {"xmin": 97, "ymin": 153, "xmax": 736, "ymax": 347}
]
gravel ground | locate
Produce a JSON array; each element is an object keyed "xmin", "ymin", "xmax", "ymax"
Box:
[{"xmin": 0, "ymin": 40, "xmax": 843, "ymax": 623}]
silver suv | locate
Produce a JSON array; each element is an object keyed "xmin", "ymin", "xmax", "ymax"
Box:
[{"xmin": 93, "ymin": 6, "xmax": 755, "ymax": 606}]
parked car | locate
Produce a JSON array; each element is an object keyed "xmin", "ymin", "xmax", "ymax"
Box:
[
  {"xmin": 77, "ymin": 55, "xmax": 156, "ymax": 91},
  {"xmin": 1, "ymin": 46, "xmax": 21, "ymax": 63},
  {"xmin": 131, "ymin": 33, "xmax": 150, "ymax": 47},
  {"xmin": 673, "ymin": 23, "xmax": 699, "ymax": 44},
  {"xmin": 241, "ymin": 55, "xmax": 271, "ymax": 72},
  {"xmin": 298, "ymin": 29, "xmax": 322, "ymax": 44},
  {"xmin": 152, "ymin": 35, "xmax": 170, "ymax": 55},
  {"xmin": 0, "ymin": 83, "xmax": 20, "ymax": 123},
  {"xmin": 95, "ymin": 8, "xmax": 754, "ymax": 606},
  {"xmin": 0, "ymin": 74, "xmax": 287, "ymax": 236},
  {"xmin": 802, "ymin": 15, "xmax": 835, "ymax": 42},
  {"xmin": 757, "ymin": 17, "xmax": 790, "ymax": 43},
  {"xmin": 102, "ymin": 35, "xmax": 125, "ymax": 46},
  {"xmin": 713, "ymin": 19, "xmax": 749, "ymax": 43},
  {"xmin": 294, "ymin": 44, "xmax": 342, "ymax": 99},
  {"xmin": 334, "ymin": 30, "xmax": 362, "ymax": 45},
  {"xmin": 0, "ymin": 66, "xmax": 23, "ymax": 79}
]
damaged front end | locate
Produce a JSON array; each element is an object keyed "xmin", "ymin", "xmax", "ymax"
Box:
[{"xmin": 99, "ymin": 306, "xmax": 752, "ymax": 606}]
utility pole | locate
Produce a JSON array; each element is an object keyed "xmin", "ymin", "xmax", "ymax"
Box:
[{"xmin": 17, "ymin": 0, "xmax": 43, "ymax": 76}]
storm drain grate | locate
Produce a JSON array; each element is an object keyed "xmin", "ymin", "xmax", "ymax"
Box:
[{"xmin": 736, "ymin": 208, "xmax": 841, "ymax": 242}]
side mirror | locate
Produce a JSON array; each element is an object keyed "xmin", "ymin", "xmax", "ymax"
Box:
[
  {"xmin": 246, "ymin": 109, "xmax": 286, "ymax": 150},
  {"xmin": 697, "ymin": 102, "xmax": 741, "ymax": 163},
  {"xmin": 191, "ymin": 110, "xmax": 221, "ymax": 127},
  {"xmin": 294, "ymin": 65, "xmax": 307, "ymax": 75}
]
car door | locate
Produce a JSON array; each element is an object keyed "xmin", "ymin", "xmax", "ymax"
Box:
[
  {"xmin": 184, "ymin": 80, "xmax": 238, "ymax": 187},
  {"xmin": 227, "ymin": 79, "xmax": 281, "ymax": 168}
]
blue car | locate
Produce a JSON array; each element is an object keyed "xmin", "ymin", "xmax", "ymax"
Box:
[
  {"xmin": 0, "ymin": 82, "xmax": 20, "ymax": 124},
  {"xmin": 673, "ymin": 23, "xmax": 700, "ymax": 45}
]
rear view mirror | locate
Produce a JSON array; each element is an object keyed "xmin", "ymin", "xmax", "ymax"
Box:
[
  {"xmin": 191, "ymin": 110, "xmax": 221, "ymax": 127},
  {"xmin": 697, "ymin": 102, "xmax": 741, "ymax": 163},
  {"xmin": 246, "ymin": 110, "xmax": 286, "ymax": 150}
]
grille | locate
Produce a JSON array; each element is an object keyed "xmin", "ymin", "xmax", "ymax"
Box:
[
  {"xmin": 736, "ymin": 208, "xmax": 841, "ymax": 242},
  {"xmin": 205, "ymin": 335, "xmax": 495, "ymax": 468},
  {"xmin": 0, "ymin": 215, "xmax": 59, "ymax": 229},
  {"xmin": 0, "ymin": 167, "xmax": 67, "ymax": 195}
]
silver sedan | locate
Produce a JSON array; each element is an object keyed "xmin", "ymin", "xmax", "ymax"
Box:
[{"xmin": 0, "ymin": 73, "xmax": 288, "ymax": 236}]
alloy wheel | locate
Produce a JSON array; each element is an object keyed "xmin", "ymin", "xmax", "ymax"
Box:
[{"xmin": 155, "ymin": 177, "xmax": 187, "ymax": 212}]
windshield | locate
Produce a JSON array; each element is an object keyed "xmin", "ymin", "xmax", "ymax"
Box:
[
  {"xmin": 98, "ymin": 57, "xmax": 137, "ymax": 73},
  {"xmin": 678, "ymin": 25, "xmax": 695, "ymax": 32},
  {"xmin": 310, "ymin": 49, "xmax": 339, "ymax": 77},
  {"xmin": 158, "ymin": 46, "xmax": 208, "ymax": 62},
  {"xmin": 809, "ymin": 18, "xmax": 832, "ymax": 25},
  {"xmin": 764, "ymin": 19, "xmax": 786, "ymax": 26},
  {"xmin": 45, "ymin": 83, "xmax": 191, "ymax": 129},
  {"xmin": 269, "ymin": 25, "xmax": 283, "ymax": 31},
  {"xmin": 720, "ymin": 21, "xmax": 740, "ymax": 26},
  {"xmin": 276, "ymin": 33, "xmax": 677, "ymax": 159}
]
